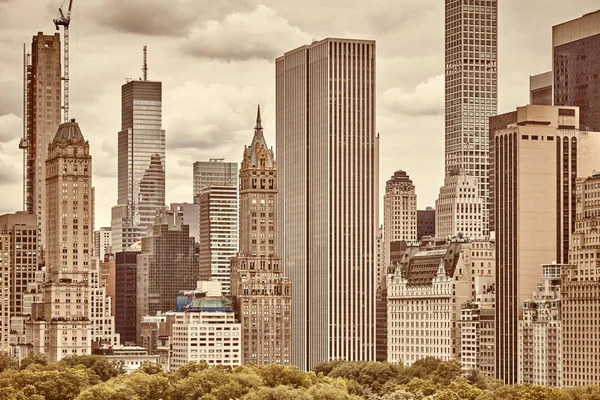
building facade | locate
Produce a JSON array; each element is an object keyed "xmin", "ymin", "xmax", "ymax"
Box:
[
  {"xmin": 230, "ymin": 108, "xmax": 292, "ymax": 366},
  {"xmin": 94, "ymin": 227, "xmax": 111, "ymax": 260},
  {"xmin": 553, "ymin": 10, "xmax": 600, "ymax": 132},
  {"xmin": 136, "ymin": 209, "xmax": 199, "ymax": 341},
  {"xmin": 493, "ymin": 105, "xmax": 600, "ymax": 383},
  {"xmin": 26, "ymin": 120, "xmax": 93, "ymax": 362},
  {"xmin": 444, "ymin": 0, "xmax": 498, "ymax": 236},
  {"xmin": 518, "ymin": 262, "xmax": 563, "ymax": 387},
  {"xmin": 417, "ymin": 207, "xmax": 436, "ymax": 240},
  {"xmin": 198, "ymin": 186, "xmax": 238, "ymax": 294},
  {"xmin": 192, "ymin": 159, "xmax": 238, "ymax": 198},
  {"xmin": 562, "ymin": 172, "xmax": 600, "ymax": 386},
  {"xmin": 530, "ymin": 71, "xmax": 553, "ymax": 106},
  {"xmin": 276, "ymin": 38, "xmax": 378, "ymax": 369},
  {"xmin": 114, "ymin": 251, "xmax": 138, "ymax": 345},
  {"xmin": 387, "ymin": 242, "xmax": 471, "ymax": 365},
  {"xmin": 111, "ymin": 80, "xmax": 166, "ymax": 253},
  {"xmin": 435, "ymin": 172, "xmax": 485, "ymax": 240},
  {"xmin": 383, "ymin": 171, "xmax": 417, "ymax": 269},
  {"xmin": 21, "ymin": 33, "xmax": 62, "ymax": 259}
]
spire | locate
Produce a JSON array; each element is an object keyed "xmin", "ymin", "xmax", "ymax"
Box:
[
  {"xmin": 255, "ymin": 104, "xmax": 262, "ymax": 130},
  {"xmin": 142, "ymin": 45, "xmax": 148, "ymax": 81}
]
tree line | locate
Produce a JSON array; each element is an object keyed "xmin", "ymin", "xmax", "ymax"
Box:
[{"xmin": 0, "ymin": 353, "xmax": 597, "ymax": 399}]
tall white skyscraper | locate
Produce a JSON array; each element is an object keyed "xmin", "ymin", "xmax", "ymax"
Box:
[
  {"xmin": 276, "ymin": 38, "xmax": 379, "ymax": 370},
  {"xmin": 111, "ymin": 77, "xmax": 166, "ymax": 253},
  {"xmin": 444, "ymin": 0, "xmax": 498, "ymax": 236}
]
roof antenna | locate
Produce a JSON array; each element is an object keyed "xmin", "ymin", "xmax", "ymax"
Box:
[{"xmin": 142, "ymin": 45, "xmax": 148, "ymax": 81}]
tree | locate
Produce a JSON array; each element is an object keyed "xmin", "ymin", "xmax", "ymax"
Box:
[
  {"xmin": 258, "ymin": 364, "xmax": 316, "ymax": 388},
  {"xmin": 19, "ymin": 354, "xmax": 48, "ymax": 370},
  {"xmin": 137, "ymin": 361, "xmax": 163, "ymax": 375},
  {"xmin": 0, "ymin": 352, "xmax": 17, "ymax": 373},
  {"xmin": 58, "ymin": 355, "xmax": 125, "ymax": 381}
]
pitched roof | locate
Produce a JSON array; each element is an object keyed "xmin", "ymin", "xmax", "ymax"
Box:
[{"xmin": 51, "ymin": 119, "xmax": 86, "ymax": 146}]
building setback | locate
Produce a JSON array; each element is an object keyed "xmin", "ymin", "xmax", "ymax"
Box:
[
  {"xmin": 444, "ymin": 0, "xmax": 498, "ymax": 236},
  {"xmin": 21, "ymin": 33, "xmax": 62, "ymax": 260},
  {"xmin": 111, "ymin": 78, "xmax": 166, "ymax": 253},
  {"xmin": 276, "ymin": 38, "xmax": 378, "ymax": 369},
  {"xmin": 562, "ymin": 172, "xmax": 600, "ymax": 386},
  {"xmin": 170, "ymin": 203, "xmax": 200, "ymax": 244},
  {"xmin": 553, "ymin": 10, "xmax": 600, "ymax": 132},
  {"xmin": 136, "ymin": 209, "xmax": 199, "ymax": 342},
  {"xmin": 230, "ymin": 108, "xmax": 292, "ymax": 366},
  {"xmin": 493, "ymin": 105, "xmax": 600, "ymax": 383}
]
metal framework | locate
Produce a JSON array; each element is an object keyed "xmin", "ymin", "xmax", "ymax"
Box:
[{"xmin": 53, "ymin": 0, "xmax": 74, "ymax": 123}]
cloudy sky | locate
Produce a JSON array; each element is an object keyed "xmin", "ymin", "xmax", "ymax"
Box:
[{"xmin": 0, "ymin": 0, "xmax": 598, "ymax": 227}]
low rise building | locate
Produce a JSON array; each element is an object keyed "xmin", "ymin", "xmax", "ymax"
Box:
[{"xmin": 95, "ymin": 345, "xmax": 159, "ymax": 373}]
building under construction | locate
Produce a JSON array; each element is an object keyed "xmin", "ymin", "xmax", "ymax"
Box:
[{"xmin": 20, "ymin": 32, "xmax": 62, "ymax": 262}]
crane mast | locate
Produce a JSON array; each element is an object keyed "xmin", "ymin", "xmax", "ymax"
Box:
[{"xmin": 53, "ymin": 0, "xmax": 74, "ymax": 123}]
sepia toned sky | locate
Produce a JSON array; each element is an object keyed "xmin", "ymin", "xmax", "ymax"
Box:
[{"xmin": 0, "ymin": 0, "xmax": 598, "ymax": 227}]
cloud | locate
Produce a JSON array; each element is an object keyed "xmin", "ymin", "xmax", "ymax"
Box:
[
  {"xmin": 92, "ymin": 0, "xmax": 253, "ymax": 37},
  {"xmin": 380, "ymin": 74, "xmax": 444, "ymax": 117},
  {"xmin": 0, "ymin": 114, "xmax": 21, "ymax": 143},
  {"xmin": 0, "ymin": 157, "xmax": 19, "ymax": 184},
  {"xmin": 182, "ymin": 5, "xmax": 311, "ymax": 61}
]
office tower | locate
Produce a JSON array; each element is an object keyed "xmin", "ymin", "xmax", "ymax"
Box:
[
  {"xmin": 169, "ymin": 281, "xmax": 241, "ymax": 370},
  {"xmin": 530, "ymin": 71, "xmax": 553, "ymax": 106},
  {"xmin": 375, "ymin": 226, "xmax": 386, "ymax": 362},
  {"xmin": 417, "ymin": 207, "xmax": 436, "ymax": 240},
  {"xmin": 230, "ymin": 108, "xmax": 292, "ymax": 366},
  {"xmin": 488, "ymin": 111, "xmax": 517, "ymax": 234},
  {"xmin": 435, "ymin": 172, "xmax": 485, "ymax": 239},
  {"xmin": 20, "ymin": 33, "xmax": 62, "ymax": 259},
  {"xmin": 562, "ymin": 172, "xmax": 600, "ymax": 386},
  {"xmin": 554, "ymin": 10, "xmax": 600, "ymax": 131},
  {"xmin": 383, "ymin": 171, "xmax": 417, "ymax": 269},
  {"xmin": 518, "ymin": 263, "xmax": 563, "ymax": 387},
  {"xmin": 444, "ymin": 0, "xmax": 498, "ymax": 236},
  {"xmin": 493, "ymin": 105, "xmax": 600, "ymax": 383},
  {"xmin": 387, "ymin": 241, "xmax": 471, "ymax": 365},
  {"xmin": 0, "ymin": 212, "xmax": 38, "ymax": 317},
  {"xmin": 26, "ymin": 120, "xmax": 93, "ymax": 362},
  {"xmin": 114, "ymin": 251, "xmax": 138, "ymax": 345},
  {"xmin": 135, "ymin": 209, "xmax": 199, "ymax": 341},
  {"xmin": 276, "ymin": 38, "xmax": 378, "ymax": 369},
  {"xmin": 192, "ymin": 159, "xmax": 238, "ymax": 198},
  {"xmin": 94, "ymin": 227, "xmax": 111, "ymax": 259},
  {"xmin": 111, "ymin": 76, "xmax": 166, "ymax": 253},
  {"xmin": 99, "ymin": 255, "xmax": 116, "ymax": 317},
  {"xmin": 0, "ymin": 233, "xmax": 9, "ymax": 352},
  {"xmin": 198, "ymin": 186, "xmax": 238, "ymax": 294},
  {"xmin": 170, "ymin": 203, "xmax": 200, "ymax": 244}
]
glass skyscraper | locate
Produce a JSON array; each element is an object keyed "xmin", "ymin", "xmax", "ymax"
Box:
[{"xmin": 111, "ymin": 80, "xmax": 166, "ymax": 252}]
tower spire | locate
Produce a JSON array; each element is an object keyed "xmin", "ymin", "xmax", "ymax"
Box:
[
  {"xmin": 142, "ymin": 45, "xmax": 148, "ymax": 81},
  {"xmin": 255, "ymin": 104, "xmax": 262, "ymax": 130}
]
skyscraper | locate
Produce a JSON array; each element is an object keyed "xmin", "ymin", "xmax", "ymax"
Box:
[
  {"xmin": 230, "ymin": 108, "xmax": 291, "ymax": 365},
  {"xmin": 27, "ymin": 120, "xmax": 93, "ymax": 362},
  {"xmin": 444, "ymin": 0, "xmax": 498, "ymax": 236},
  {"xmin": 111, "ymin": 74, "xmax": 166, "ymax": 253},
  {"xmin": 276, "ymin": 38, "xmax": 378, "ymax": 369},
  {"xmin": 94, "ymin": 227, "xmax": 112, "ymax": 260},
  {"xmin": 135, "ymin": 209, "xmax": 199, "ymax": 341},
  {"xmin": 20, "ymin": 33, "xmax": 62, "ymax": 260},
  {"xmin": 198, "ymin": 186, "xmax": 238, "ymax": 294},
  {"xmin": 553, "ymin": 10, "xmax": 600, "ymax": 132},
  {"xmin": 493, "ymin": 105, "xmax": 600, "ymax": 383},
  {"xmin": 383, "ymin": 170, "xmax": 417, "ymax": 269},
  {"xmin": 192, "ymin": 159, "xmax": 238, "ymax": 198}
]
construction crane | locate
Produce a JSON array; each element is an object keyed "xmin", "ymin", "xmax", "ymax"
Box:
[{"xmin": 53, "ymin": 0, "xmax": 74, "ymax": 123}]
